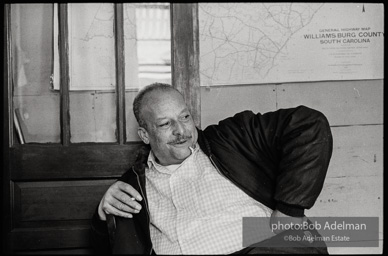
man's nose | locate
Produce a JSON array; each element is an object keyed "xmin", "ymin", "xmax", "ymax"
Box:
[{"xmin": 172, "ymin": 121, "xmax": 185, "ymax": 135}]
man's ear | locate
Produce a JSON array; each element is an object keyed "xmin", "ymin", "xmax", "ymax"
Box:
[{"xmin": 138, "ymin": 127, "xmax": 150, "ymax": 144}]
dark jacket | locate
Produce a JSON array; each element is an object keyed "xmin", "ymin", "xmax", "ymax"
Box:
[{"xmin": 90, "ymin": 106, "xmax": 333, "ymax": 254}]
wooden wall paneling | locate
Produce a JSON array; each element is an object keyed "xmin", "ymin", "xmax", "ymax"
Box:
[
  {"xmin": 171, "ymin": 3, "xmax": 201, "ymax": 127},
  {"xmin": 11, "ymin": 226, "xmax": 91, "ymax": 251},
  {"xmin": 306, "ymin": 125, "xmax": 383, "ymax": 254},
  {"xmin": 13, "ymin": 180, "xmax": 114, "ymax": 223},
  {"xmin": 58, "ymin": 4, "xmax": 71, "ymax": 146},
  {"xmin": 328, "ymin": 125, "xmax": 383, "ymax": 178},
  {"xmin": 11, "ymin": 180, "xmax": 115, "ymax": 251},
  {"xmin": 200, "ymin": 80, "xmax": 383, "ymax": 127},
  {"xmin": 200, "ymin": 84, "xmax": 277, "ymax": 127},
  {"xmin": 114, "ymin": 4, "xmax": 126, "ymax": 144},
  {"xmin": 10, "ymin": 144, "xmax": 142, "ymax": 180},
  {"xmin": 12, "ymin": 248, "xmax": 93, "ymax": 255},
  {"xmin": 199, "ymin": 82, "xmax": 383, "ymax": 254},
  {"xmin": 276, "ymin": 80, "xmax": 383, "ymax": 126},
  {"xmin": 307, "ymin": 125, "xmax": 383, "ymax": 216},
  {"xmin": 3, "ymin": 4, "xmax": 12, "ymax": 254},
  {"xmin": 312, "ymin": 176, "xmax": 382, "ymax": 216}
]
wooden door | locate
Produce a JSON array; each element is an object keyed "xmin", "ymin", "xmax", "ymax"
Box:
[{"xmin": 3, "ymin": 3, "xmax": 199, "ymax": 254}]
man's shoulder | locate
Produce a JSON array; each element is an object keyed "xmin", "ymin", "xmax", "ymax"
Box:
[
  {"xmin": 117, "ymin": 144, "xmax": 150, "ymax": 183},
  {"xmin": 203, "ymin": 106, "xmax": 317, "ymax": 131},
  {"xmin": 202, "ymin": 110, "xmax": 256, "ymax": 134}
]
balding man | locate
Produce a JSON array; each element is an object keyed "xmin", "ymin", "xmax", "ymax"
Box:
[{"xmin": 90, "ymin": 83, "xmax": 332, "ymax": 254}]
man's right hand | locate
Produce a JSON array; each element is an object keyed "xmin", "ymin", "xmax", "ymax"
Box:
[{"xmin": 98, "ymin": 181, "xmax": 143, "ymax": 221}]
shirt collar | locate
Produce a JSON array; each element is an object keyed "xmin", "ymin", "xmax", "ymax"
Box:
[{"xmin": 147, "ymin": 143, "xmax": 199, "ymax": 174}]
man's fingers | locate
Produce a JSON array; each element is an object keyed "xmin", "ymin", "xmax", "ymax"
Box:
[
  {"xmin": 103, "ymin": 204, "xmax": 134, "ymax": 219},
  {"xmin": 99, "ymin": 181, "xmax": 143, "ymax": 220},
  {"xmin": 112, "ymin": 190, "xmax": 142, "ymax": 212},
  {"xmin": 117, "ymin": 181, "xmax": 143, "ymax": 201},
  {"xmin": 114, "ymin": 200, "xmax": 141, "ymax": 214}
]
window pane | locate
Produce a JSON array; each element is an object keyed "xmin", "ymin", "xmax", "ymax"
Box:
[
  {"xmin": 68, "ymin": 3, "xmax": 117, "ymax": 143},
  {"xmin": 11, "ymin": 4, "xmax": 61, "ymax": 144},
  {"xmin": 70, "ymin": 91, "xmax": 116, "ymax": 143},
  {"xmin": 124, "ymin": 3, "xmax": 171, "ymax": 141}
]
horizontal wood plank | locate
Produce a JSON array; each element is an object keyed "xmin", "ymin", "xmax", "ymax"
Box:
[
  {"xmin": 200, "ymin": 85, "xmax": 277, "ymax": 127},
  {"xmin": 12, "ymin": 248, "xmax": 93, "ymax": 254},
  {"xmin": 10, "ymin": 144, "xmax": 143, "ymax": 180},
  {"xmin": 13, "ymin": 180, "xmax": 115, "ymax": 223},
  {"xmin": 10, "ymin": 226, "xmax": 91, "ymax": 251},
  {"xmin": 277, "ymin": 79, "xmax": 383, "ymax": 126},
  {"xmin": 308, "ymin": 175, "xmax": 383, "ymax": 255},
  {"xmin": 306, "ymin": 125, "xmax": 383, "ymax": 254},
  {"xmin": 327, "ymin": 125, "xmax": 383, "ymax": 178},
  {"xmin": 309, "ymin": 176, "xmax": 383, "ymax": 217},
  {"xmin": 307, "ymin": 125, "xmax": 383, "ymax": 215},
  {"xmin": 201, "ymin": 80, "xmax": 383, "ymax": 127}
]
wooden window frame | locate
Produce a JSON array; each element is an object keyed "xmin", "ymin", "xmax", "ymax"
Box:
[
  {"xmin": 4, "ymin": 3, "xmax": 200, "ymax": 149},
  {"xmin": 55, "ymin": 3, "xmax": 201, "ymax": 147},
  {"xmin": 3, "ymin": 4, "xmax": 12, "ymax": 253},
  {"xmin": 4, "ymin": 3, "xmax": 200, "ymax": 174},
  {"xmin": 171, "ymin": 3, "xmax": 201, "ymax": 127},
  {"xmin": 3, "ymin": 3, "xmax": 200, "ymax": 253}
]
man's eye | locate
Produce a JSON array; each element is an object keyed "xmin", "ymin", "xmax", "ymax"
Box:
[
  {"xmin": 159, "ymin": 122, "xmax": 170, "ymax": 127},
  {"xmin": 182, "ymin": 114, "xmax": 190, "ymax": 120}
]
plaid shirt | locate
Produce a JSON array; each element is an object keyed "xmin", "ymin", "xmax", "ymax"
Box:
[{"xmin": 145, "ymin": 144, "xmax": 273, "ymax": 254}]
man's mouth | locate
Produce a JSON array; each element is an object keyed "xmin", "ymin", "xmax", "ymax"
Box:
[{"xmin": 169, "ymin": 136, "xmax": 192, "ymax": 146}]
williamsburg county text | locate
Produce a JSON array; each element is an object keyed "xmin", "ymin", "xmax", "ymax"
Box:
[{"xmin": 304, "ymin": 27, "xmax": 384, "ymax": 44}]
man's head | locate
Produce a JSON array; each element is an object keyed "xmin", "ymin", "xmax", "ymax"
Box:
[{"xmin": 133, "ymin": 83, "xmax": 198, "ymax": 166}]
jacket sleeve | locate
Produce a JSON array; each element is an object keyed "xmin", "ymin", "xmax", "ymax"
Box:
[
  {"xmin": 89, "ymin": 171, "xmax": 134, "ymax": 254},
  {"xmin": 216, "ymin": 105, "xmax": 333, "ymax": 216},
  {"xmin": 89, "ymin": 143, "xmax": 151, "ymax": 253},
  {"xmin": 90, "ymin": 206, "xmax": 111, "ymax": 254},
  {"xmin": 270, "ymin": 106, "xmax": 332, "ymax": 216}
]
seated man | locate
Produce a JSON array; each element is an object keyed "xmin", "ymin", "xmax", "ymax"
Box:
[{"xmin": 90, "ymin": 83, "xmax": 333, "ymax": 254}]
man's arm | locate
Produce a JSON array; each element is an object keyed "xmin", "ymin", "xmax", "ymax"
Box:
[
  {"xmin": 269, "ymin": 106, "xmax": 333, "ymax": 216},
  {"xmin": 90, "ymin": 180, "xmax": 143, "ymax": 253},
  {"xmin": 98, "ymin": 181, "xmax": 143, "ymax": 221},
  {"xmin": 212, "ymin": 106, "xmax": 332, "ymax": 233},
  {"xmin": 210, "ymin": 105, "xmax": 333, "ymax": 216}
]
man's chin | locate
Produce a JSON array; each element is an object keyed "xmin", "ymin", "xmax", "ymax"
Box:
[{"xmin": 173, "ymin": 148, "xmax": 192, "ymax": 161}]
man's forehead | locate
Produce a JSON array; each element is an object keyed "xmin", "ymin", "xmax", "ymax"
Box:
[
  {"xmin": 146, "ymin": 88, "xmax": 182, "ymax": 102},
  {"xmin": 142, "ymin": 89, "xmax": 188, "ymax": 116}
]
